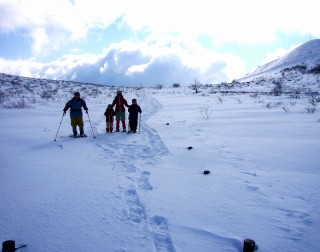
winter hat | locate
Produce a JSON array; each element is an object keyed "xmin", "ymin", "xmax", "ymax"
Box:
[
  {"xmin": 132, "ymin": 99, "xmax": 137, "ymax": 103},
  {"xmin": 107, "ymin": 104, "xmax": 112, "ymax": 108},
  {"xmin": 117, "ymin": 90, "xmax": 122, "ymax": 95},
  {"xmin": 74, "ymin": 92, "xmax": 80, "ymax": 96}
]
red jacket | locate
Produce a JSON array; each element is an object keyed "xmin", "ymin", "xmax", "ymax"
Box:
[{"xmin": 111, "ymin": 95, "xmax": 129, "ymax": 112}]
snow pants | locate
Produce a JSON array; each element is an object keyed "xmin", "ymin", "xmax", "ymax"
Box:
[
  {"xmin": 129, "ymin": 119, "xmax": 138, "ymax": 131},
  {"xmin": 115, "ymin": 112, "xmax": 126, "ymax": 130},
  {"xmin": 71, "ymin": 116, "xmax": 84, "ymax": 135}
]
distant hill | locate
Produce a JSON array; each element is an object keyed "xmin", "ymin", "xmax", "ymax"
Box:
[
  {"xmin": 0, "ymin": 73, "xmax": 142, "ymax": 109},
  {"xmin": 239, "ymin": 39, "xmax": 320, "ymax": 82}
]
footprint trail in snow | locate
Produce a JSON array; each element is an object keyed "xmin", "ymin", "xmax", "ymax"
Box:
[{"xmin": 95, "ymin": 97, "xmax": 175, "ymax": 251}]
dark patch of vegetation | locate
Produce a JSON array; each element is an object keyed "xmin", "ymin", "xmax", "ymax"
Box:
[
  {"xmin": 281, "ymin": 65, "xmax": 308, "ymax": 74},
  {"xmin": 308, "ymin": 65, "xmax": 320, "ymax": 74}
]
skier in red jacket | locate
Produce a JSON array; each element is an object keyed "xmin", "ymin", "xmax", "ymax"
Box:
[{"xmin": 111, "ymin": 91, "xmax": 129, "ymax": 132}]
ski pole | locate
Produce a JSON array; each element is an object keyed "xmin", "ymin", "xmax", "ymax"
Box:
[
  {"xmin": 109, "ymin": 113, "xmax": 112, "ymax": 133},
  {"xmin": 138, "ymin": 113, "xmax": 141, "ymax": 134},
  {"xmin": 86, "ymin": 111, "xmax": 96, "ymax": 138},
  {"xmin": 128, "ymin": 115, "xmax": 131, "ymax": 133},
  {"xmin": 54, "ymin": 113, "xmax": 65, "ymax": 141}
]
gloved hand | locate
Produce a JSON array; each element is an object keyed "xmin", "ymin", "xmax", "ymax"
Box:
[
  {"xmin": 85, "ymin": 110, "xmax": 88, "ymax": 114},
  {"xmin": 63, "ymin": 111, "xmax": 66, "ymax": 116}
]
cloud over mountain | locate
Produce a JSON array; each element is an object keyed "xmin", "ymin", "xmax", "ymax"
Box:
[{"xmin": 0, "ymin": 37, "xmax": 245, "ymax": 86}]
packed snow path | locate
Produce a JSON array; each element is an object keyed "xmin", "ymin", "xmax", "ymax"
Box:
[{"xmin": 93, "ymin": 96, "xmax": 176, "ymax": 251}]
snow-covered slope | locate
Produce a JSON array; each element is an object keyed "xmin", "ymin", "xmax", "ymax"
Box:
[
  {"xmin": 0, "ymin": 74, "xmax": 320, "ymax": 251},
  {"xmin": 239, "ymin": 39, "xmax": 320, "ymax": 83}
]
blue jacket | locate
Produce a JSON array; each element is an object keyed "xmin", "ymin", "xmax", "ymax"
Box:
[{"xmin": 63, "ymin": 98, "xmax": 88, "ymax": 117}]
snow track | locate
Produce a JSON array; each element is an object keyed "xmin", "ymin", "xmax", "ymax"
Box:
[{"xmin": 95, "ymin": 96, "xmax": 174, "ymax": 251}]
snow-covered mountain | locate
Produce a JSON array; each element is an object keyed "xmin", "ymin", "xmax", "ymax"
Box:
[{"xmin": 238, "ymin": 39, "xmax": 320, "ymax": 83}]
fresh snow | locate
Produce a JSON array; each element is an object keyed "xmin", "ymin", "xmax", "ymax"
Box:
[
  {"xmin": 1, "ymin": 39, "xmax": 320, "ymax": 251},
  {"xmin": 1, "ymin": 86, "xmax": 320, "ymax": 252}
]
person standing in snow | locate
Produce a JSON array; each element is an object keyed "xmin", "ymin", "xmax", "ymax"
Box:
[
  {"xmin": 111, "ymin": 91, "xmax": 129, "ymax": 132},
  {"xmin": 128, "ymin": 99, "xmax": 142, "ymax": 133},
  {"xmin": 104, "ymin": 104, "xmax": 116, "ymax": 133},
  {"xmin": 63, "ymin": 92, "xmax": 88, "ymax": 137}
]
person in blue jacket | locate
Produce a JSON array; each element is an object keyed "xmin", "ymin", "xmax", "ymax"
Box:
[{"xmin": 63, "ymin": 92, "xmax": 88, "ymax": 136}]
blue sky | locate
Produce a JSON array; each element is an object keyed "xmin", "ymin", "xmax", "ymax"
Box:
[{"xmin": 0, "ymin": 0, "xmax": 318, "ymax": 87}]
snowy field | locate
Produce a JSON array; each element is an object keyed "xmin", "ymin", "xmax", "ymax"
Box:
[{"xmin": 1, "ymin": 87, "xmax": 320, "ymax": 252}]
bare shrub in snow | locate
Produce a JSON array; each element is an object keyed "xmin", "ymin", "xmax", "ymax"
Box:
[
  {"xmin": 282, "ymin": 107, "xmax": 289, "ymax": 112},
  {"xmin": 289, "ymin": 88, "xmax": 301, "ymax": 99},
  {"xmin": 275, "ymin": 102, "xmax": 284, "ymax": 107},
  {"xmin": 309, "ymin": 94, "xmax": 320, "ymax": 105},
  {"xmin": 305, "ymin": 106, "xmax": 316, "ymax": 113},
  {"xmin": 41, "ymin": 91, "xmax": 55, "ymax": 100},
  {"xmin": 309, "ymin": 98, "xmax": 318, "ymax": 106},
  {"xmin": 156, "ymin": 84, "xmax": 164, "ymax": 89},
  {"xmin": 190, "ymin": 79, "xmax": 201, "ymax": 93},
  {"xmin": 3, "ymin": 99, "xmax": 33, "ymax": 109},
  {"xmin": 233, "ymin": 97, "xmax": 242, "ymax": 104},
  {"xmin": 0, "ymin": 91, "xmax": 5, "ymax": 104},
  {"xmin": 271, "ymin": 81, "xmax": 283, "ymax": 96},
  {"xmin": 200, "ymin": 106, "xmax": 212, "ymax": 120},
  {"xmin": 209, "ymin": 87, "xmax": 216, "ymax": 94},
  {"xmin": 266, "ymin": 102, "xmax": 283, "ymax": 109},
  {"xmin": 250, "ymin": 93, "xmax": 259, "ymax": 98},
  {"xmin": 266, "ymin": 102, "xmax": 272, "ymax": 109}
]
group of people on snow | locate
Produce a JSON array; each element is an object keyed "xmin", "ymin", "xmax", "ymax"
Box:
[{"xmin": 63, "ymin": 90, "xmax": 142, "ymax": 137}]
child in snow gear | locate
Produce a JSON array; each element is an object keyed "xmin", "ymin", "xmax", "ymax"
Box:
[
  {"xmin": 63, "ymin": 92, "xmax": 88, "ymax": 137},
  {"xmin": 104, "ymin": 104, "xmax": 116, "ymax": 133},
  {"xmin": 128, "ymin": 99, "xmax": 142, "ymax": 133},
  {"xmin": 111, "ymin": 91, "xmax": 129, "ymax": 132}
]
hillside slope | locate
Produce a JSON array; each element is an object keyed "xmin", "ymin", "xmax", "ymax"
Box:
[{"xmin": 239, "ymin": 39, "xmax": 320, "ymax": 83}]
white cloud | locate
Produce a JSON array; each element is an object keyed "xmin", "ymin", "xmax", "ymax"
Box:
[
  {"xmin": 0, "ymin": 37, "xmax": 246, "ymax": 85},
  {"xmin": 31, "ymin": 28, "xmax": 49, "ymax": 55},
  {"xmin": 99, "ymin": 62, "xmax": 108, "ymax": 74},
  {"xmin": 126, "ymin": 63, "xmax": 149, "ymax": 75},
  {"xmin": 0, "ymin": 0, "xmax": 125, "ymax": 56},
  {"xmin": 1, "ymin": 0, "xmax": 319, "ymax": 57},
  {"xmin": 0, "ymin": 57, "xmax": 42, "ymax": 76},
  {"xmin": 122, "ymin": 0, "xmax": 320, "ymax": 44}
]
